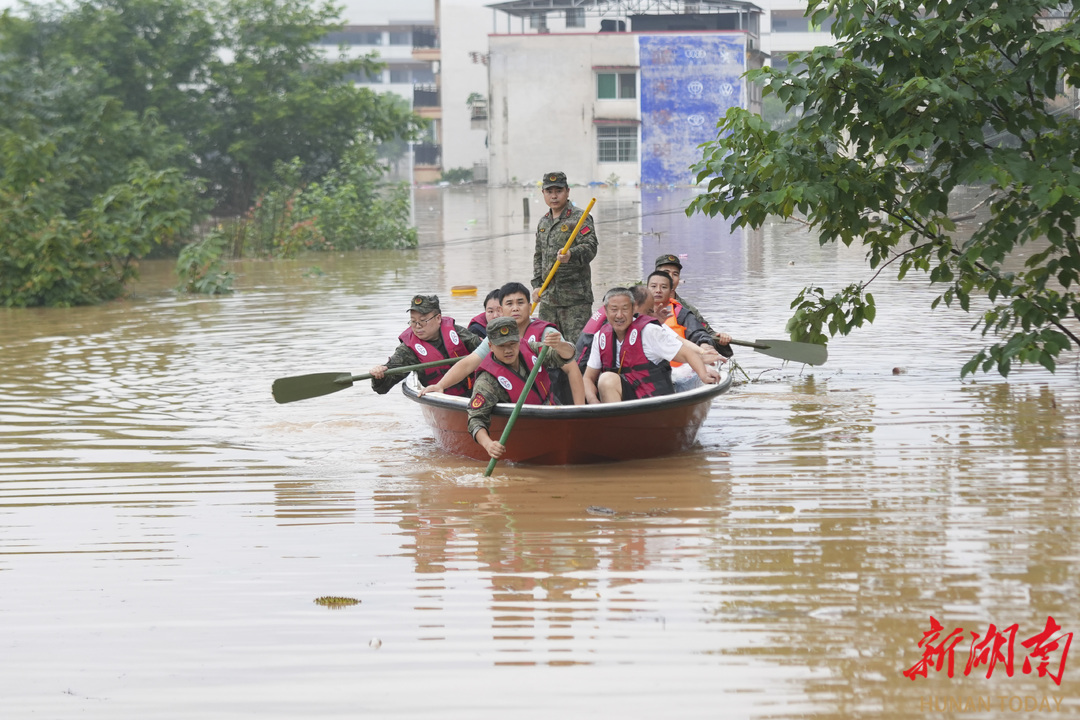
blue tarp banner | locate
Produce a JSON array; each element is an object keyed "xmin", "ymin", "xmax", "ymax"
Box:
[{"xmin": 638, "ymin": 35, "xmax": 745, "ymax": 186}]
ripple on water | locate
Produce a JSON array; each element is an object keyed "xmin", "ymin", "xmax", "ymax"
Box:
[{"xmin": 1, "ymin": 189, "xmax": 1078, "ymax": 718}]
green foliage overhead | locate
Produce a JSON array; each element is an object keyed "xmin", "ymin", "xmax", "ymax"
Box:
[{"xmin": 689, "ymin": 0, "xmax": 1080, "ymax": 376}]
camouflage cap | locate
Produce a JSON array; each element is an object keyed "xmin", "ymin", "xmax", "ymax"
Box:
[
  {"xmin": 542, "ymin": 171, "xmax": 568, "ymax": 189},
  {"xmin": 408, "ymin": 294, "xmax": 441, "ymax": 315},
  {"xmin": 654, "ymin": 253, "xmax": 683, "ymax": 270},
  {"xmin": 487, "ymin": 316, "xmax": 520, "ymax": 345}
]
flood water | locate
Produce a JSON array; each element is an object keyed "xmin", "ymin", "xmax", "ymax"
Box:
[{"xmin": 1, "ymin": 186, "xmax": 1078, "ymax": 718}]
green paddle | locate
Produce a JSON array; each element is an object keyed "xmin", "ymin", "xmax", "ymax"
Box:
[
  {"xmin": 272, "ymin": 356, "xmax": 467, "ymax": 404},
  {"xmin": 725, "ymin": 337, "xmax": 828, "ymax": 366},
  {"xmin": 484, "ymin": 346, "xmax": 550, "ymax": 477}
]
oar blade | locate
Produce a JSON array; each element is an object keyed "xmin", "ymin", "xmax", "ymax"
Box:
[
  {"xmin": 272, "ymin": 372, "xmax": 354, "ymax": 404},
  {"xmin": 752, "ymin": 339, "xmax": 828, "ymax": 366}
]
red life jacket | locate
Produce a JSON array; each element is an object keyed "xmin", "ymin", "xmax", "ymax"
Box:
[
  {"xmin": 575, "ymin": 305, "xmax": 608, "ymax": 369},
  {"xmin": 581, "ymin": 305, "xmax": 606, "ymax": 336},
  {"xmin": 522, "ymin": 318, "xmax": 558, "ymax": 345},
  {"xmin": 595, "ymin": 314, "xmax": 673, "ymax": 399},
  {"xmin": 477, "ymin": 340, "xmax": 553, "ymax": 405},
  {"xmin": 467, "ymin": 311, "xmax": 488, "ymax": 339},
  {"xmin": 398, "ymin": 316, "xmax": 470, "ymax": 396}
]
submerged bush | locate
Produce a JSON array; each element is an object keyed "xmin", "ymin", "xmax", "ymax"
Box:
[{"xmin": 176, "ymin": 230, "xmax": 234, "ymax": 295}]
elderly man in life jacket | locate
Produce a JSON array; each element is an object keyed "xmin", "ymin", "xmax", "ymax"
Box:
[
  {"xmin": 418, "ymin": 281, "xmax": 576, "ymax": 399},
  {"xmin": 573, "ymin": 284, "xmax": 713, "ymax": 373},
  {"xmin": 583, "ymin": 287, "xmax": 721, "ymax": 404},
  {"xmin": 468, "ymin": 316, "xmax": 585, "ymax": 459},
  {"xmin": 370, "ymin": 294, "xmax": 483, "ymax": 396}
]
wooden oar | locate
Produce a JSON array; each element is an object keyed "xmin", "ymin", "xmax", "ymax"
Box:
[
  {"xmin": 484, "ymin": 346, "xmax": 550, "ymax": 477},
  {"xmin": 725, "ymin": 337, "xmax": 828, "ymax": 366},
  {"xmin": 530, "ymin": 197, "xmax": 596, "ymax": 314},
  {"xmin": 272, "ymin": 356, "xmax": 467, "ymax": 404}
]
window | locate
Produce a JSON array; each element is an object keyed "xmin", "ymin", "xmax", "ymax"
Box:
[
  {"xmin": 388, "ymin": 31, "xmax": 411, "ymax": 45},
  {"xmin": 771, "ymin": 10, "xmax": 834, "ymax": 32},
  {"xmin": 320, "ymin": 30, "xmax": 383, "ymax": 45},
  {"xmin": 597, "ymin": 126, "xmax": 637, "ymax": 162},
  {"xmin": 390, "ymin": 69, "xmax": 410, "ymax": 83},
  {"xmin": 530, "ymin": 12, "xmax": 547, "ymax": 29},
  {"xmin": 566, "ymin": 8, "xmax": 585, "ymax": 28},
  {"xmin": 597, "ymin": 72, "xmax": 636, "ymax": 99}
]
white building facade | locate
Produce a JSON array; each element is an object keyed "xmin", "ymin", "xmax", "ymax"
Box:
[
  {"xmin": 484, "ymin": 0, "xmax": 764, "ymax": 187},
  {"xmin": 430, "ymin": 0, "xmax": 835, "ymax": 186}
]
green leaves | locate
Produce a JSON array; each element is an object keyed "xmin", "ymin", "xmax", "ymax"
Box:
[
  {"xmin": 690, "ymin": 0, "xmax": 1080, "ymax": 376},
  {"xmin": 0, "ymin": 57, "xmax": 199, "ymax": 307}
]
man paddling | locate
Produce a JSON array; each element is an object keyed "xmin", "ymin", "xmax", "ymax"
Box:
[
  {"xmin": 468, "ymin": 316, "xmax": 585, "ymax": 460},
  {"xmin": 583, "ymin": 287, "xmax": 720, "ymax": 404},
  {"xmin": 369, "ymin": 294, "xmax": 482, "ymax": 396},
  {"xmin": 531, "ymin": 171, "xmax": 598, "ymax": 344},
  {"xmin": 417, "ymin": 282, "xmax": 575, "ymax": 398},
  {"xmin": 653, "ymin": 254, "xmax": 733, "ymax": 358}
]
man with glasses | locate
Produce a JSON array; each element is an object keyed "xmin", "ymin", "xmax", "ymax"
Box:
[{"xmin": 370, "ymin": 294, "xmax": 482, "ymax": 396}]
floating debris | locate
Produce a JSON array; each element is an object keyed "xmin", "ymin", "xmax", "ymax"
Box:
[
  {"xmin": 369, "ymin": 638, "xmax": 382, "ymax": 650},
  {"xmin": 586, "ymin": 505, "xmax": 617, "ymax": 516},
  {"xmin": 313, "ymin": 596, "xmax": 361, "ymax": 608}
]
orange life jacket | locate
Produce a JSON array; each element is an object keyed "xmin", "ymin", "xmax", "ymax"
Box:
[{"xmin": 662, "ymin": 300, "xmax": 686, "ymax": 367}]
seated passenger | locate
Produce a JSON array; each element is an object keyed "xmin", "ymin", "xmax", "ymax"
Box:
[
  {"xmin": 648, "ymin": 270, "xmax": 715, "ymax": 346},
  {"xmin": 418, "ymin": 281, "xmax": 575, "ymax": 397},
  {"xmin": 583, "ymin": 287, "xmax": 720, "ymax": 404},
  {"xmin": 572, "ymin": 303, "xmax": 608, "ymax": 372},
  {"xmin": 467, "ymin": 289, "xmax": 502, "ymax": 339},
  {"xmin": 468, "ymin": 316, "xmax": 585, "ymax": 459},
  {"xmin": 370, "ymin": 294, "xmax": 482, "ymax": 396},
  {"xmin": 654, "ymin": 254, "xmax": 733, "ymax": 358}
]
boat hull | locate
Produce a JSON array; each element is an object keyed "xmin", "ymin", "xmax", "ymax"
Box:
[{"xmin": 402, "ymin": 368, "xmax": 731, "ymax": 465}]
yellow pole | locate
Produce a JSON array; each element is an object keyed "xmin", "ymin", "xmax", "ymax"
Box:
[{"xmin": 530, "ymin": 197, "xmax": 596, "ymax": 314}]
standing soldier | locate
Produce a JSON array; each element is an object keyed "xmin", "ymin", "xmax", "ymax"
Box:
[{"xmin": 531, "ymin": 171, "xmax": 598, "ymax": 344}]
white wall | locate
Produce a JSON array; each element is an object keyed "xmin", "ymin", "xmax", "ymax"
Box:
[
  {"xmin": 488, "ymin": 32, "xmax": 638, "ymax": 187},
  {"xmin": 336, "ymin": 0, "xmax": 432, "ymax": 25},
  {"xmin": 440, "ymin": 0, "xmax": 494, "ymax": 173}
]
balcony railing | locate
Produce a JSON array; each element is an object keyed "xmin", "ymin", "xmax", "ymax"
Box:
[
  {"xmin": 414, "ymin": 84, "xmax": 440, "ymax": 108},
  {"xmin": 414, "ymin": 143, "xmax": 441, "ymax": 166},
  {"xmin": 412, "ymin": 28, "xmax": 438, "ymax": 49},
  {"xmin": 469, "ymin": 100, "xmax": 488, "ymax": 121}
]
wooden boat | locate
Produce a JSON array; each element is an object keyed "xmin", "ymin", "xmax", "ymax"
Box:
[{"xmin": 401, "ymin": 366, "xmax": 732, "ymax": 465}]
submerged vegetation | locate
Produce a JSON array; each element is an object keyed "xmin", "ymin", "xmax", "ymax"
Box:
[{"xmin": 0, "ymin": 0, "xmax": 424, "ymax": 307}]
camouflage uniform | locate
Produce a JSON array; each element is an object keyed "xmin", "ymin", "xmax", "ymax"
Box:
[
  {"xmin": 370, "ymin": 325, "xmax": 481, "ymax": 393},
  {"xmin": 467, "ymin": 319, "xmax": 566, "ymax": 439},
  {"xmin": 655, "ymin": 253, "xmax": 734, "ymax": 359},
  {"xmin": 371, "ymin": 294, "xmax": 482, "ymax": 394},
  {"xmin": 532, "ymin": 172, "xmax": 598, "ymax": 345}
]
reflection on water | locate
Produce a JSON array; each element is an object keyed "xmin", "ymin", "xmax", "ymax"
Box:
[{"xmin": 0, "ymin": 187, "xmax": 1078, "ymax": 717}]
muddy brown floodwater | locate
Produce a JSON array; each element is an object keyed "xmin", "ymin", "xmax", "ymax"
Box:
[{"xmin": 1, "ymin": 187, "xmax": 1078, "ymax": 718}]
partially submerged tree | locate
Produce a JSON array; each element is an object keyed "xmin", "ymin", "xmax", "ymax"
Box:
[
  {"xmin": 689, "ymin": 0, "xmax": 1080, "ymax": 376},
  {"xmin": 0, "ymin": 0, "xmax": 427, "ymax": 305}
]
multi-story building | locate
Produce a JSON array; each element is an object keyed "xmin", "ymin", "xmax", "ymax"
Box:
[
  {"xmin": 317, "ymin": 12, "xmax": 443, "ymax": 182},
  {"xmin": 433, "ymin": 0, "xmax": 835, "ymax": 186}
]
